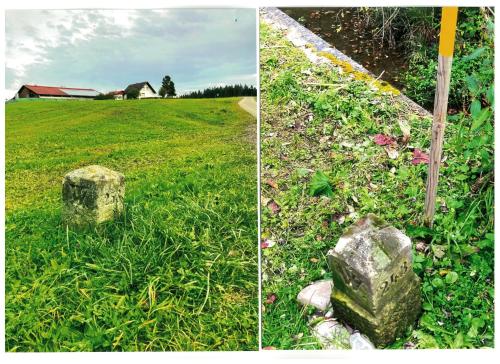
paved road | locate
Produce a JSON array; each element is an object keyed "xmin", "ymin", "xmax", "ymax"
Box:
[{"xmin": 238, "ymin": 97, "xmax": 257, "ymax": 118}]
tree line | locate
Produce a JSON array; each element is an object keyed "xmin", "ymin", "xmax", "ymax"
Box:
[
  {"xmin": 180, "ymin": 84, "xmax": 257, "ymax": 98},
  {"xmin": 95, "ymin": 77, "xmax": 256, "ymax": 100}
]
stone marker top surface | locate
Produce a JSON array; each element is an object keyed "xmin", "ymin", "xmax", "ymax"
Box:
[
  {"xmin": 63, "ymin": 165, "xmax": 125, "ymax": 185},
  {"xmin": 330, "ymin": 214, "xmax": 412, "ymax": 279}
]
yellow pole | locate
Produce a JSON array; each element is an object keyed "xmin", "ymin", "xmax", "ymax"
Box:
[{"xmin": 424, "ymin": 7, "xmax": 459, "ymax": 228}]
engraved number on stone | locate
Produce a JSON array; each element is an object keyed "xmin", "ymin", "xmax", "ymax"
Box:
[
  {"xmin": 380, "ymin": 260, "xmax": 409, "ymax": 294},
  {"xmin": 340, "ymin": 265, "xmax": 362, "ymax": 290}
]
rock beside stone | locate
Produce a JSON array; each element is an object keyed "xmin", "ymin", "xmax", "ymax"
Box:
[
  {"xmin": 312, "ymin": 319, "xmax": 351, "ymax": 350},
  {"xmin": 350, "ymin": 332, "xmax": 375, "ymax": 350},
  {"xmin": 297, "ymin": 279, "xmax": 333, "ymax": 312},
  {"xmin": 62, "ymin": 165, "xmax": 125, "ymax": 229}
]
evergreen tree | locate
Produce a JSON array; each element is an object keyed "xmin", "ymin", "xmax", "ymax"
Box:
[
  {"xmin": 180, "ymin": 84, "xmax": 257, "ymax": 98},
  {"xmin": 159, "ymin": 86, "xmax": 167, "ymax": 98},
  {"xmin": 161, "ymin": 75, "xmax": 176, "ymax": 97}
]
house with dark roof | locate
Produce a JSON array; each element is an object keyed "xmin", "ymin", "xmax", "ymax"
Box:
[
  {"xmin": 124, "ymin": 81, "xmax": 159, "ymax": 99},
  {"xmin": 15, "ymin": 84, "xmax": 100, "ymax": 100}
]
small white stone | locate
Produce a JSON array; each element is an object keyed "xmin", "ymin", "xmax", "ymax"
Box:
[
  {"xmin": 312, "ymin": 319, "xmax": 351, "ymax": 349},
  {"xmin": 385, "ymin": 147, "xmax": 399, "ymax": 160},
  {"xmin": 350, "ymin": 332, "xmax": 375, "ymax": 350},
  {"xmin": 297, "ymin": 279, "xmax": 333, "ymax": 311}
]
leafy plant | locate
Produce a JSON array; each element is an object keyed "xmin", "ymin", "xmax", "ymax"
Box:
[{"xmin": 309, "ymin": 171, "xmax": 333, "ymax": 197}]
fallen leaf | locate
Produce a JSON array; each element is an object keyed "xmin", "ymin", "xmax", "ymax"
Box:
[
  {"xmin": 266, "ymin": 179, "xmax": 278, "ymax": 189},
  {"xmin": 319, "ymin": 136, "xmax": 330, "ymax": 145},
  {"xmin": 263, "ymin": 346, "xmax": 276, "ymax": 350},
  {"xmin": 374, "ymin": 134, "xmax": 395, "ymax": 146},
  {"xmin": 439, "ymin": 269, "xmax": 451, "ymax": 276},
  {"xmin": 265, "ymin": 293, "xmax": 277, "ymax": 304},
  {"xmin": 267, "ymin": 200, "xmax": 281, "ymax": 214},
  {"xmin": 398, "ymin": 119, "xmax": 411, "ymax": 143},
  {"xmin": 310, "ymin": 257, "xmax": 320, "ymax": 263},
  {"xmin": 432, "ymin": 244, "xmax": 447, "ymax": 259},
  {"xmin": 261, "ymin": 239, "xmax": 276, "ymax": 249},
  {"xmin": 412, "ymin": 149, "xmax": 430, "ymax": 165},
  {"xmin": 415, "ymin": 241, "xmax": 429, "ymax": 253}
]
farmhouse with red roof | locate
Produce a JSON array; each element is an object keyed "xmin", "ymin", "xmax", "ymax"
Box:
[
  {"xmin": 15, "ymin": 84, "xmax": 100, "ymax": 100},
  {"xmin": 108, "ymin": 90, "xmax": 126, "ymax": 100}
]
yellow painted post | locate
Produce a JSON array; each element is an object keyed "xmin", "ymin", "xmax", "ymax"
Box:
[{"xmin": 424, "ymin": 7, "xmax": 459, "ymax": 227}]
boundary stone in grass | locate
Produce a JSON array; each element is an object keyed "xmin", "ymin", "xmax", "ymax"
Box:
[
  {"xmin": 62, "ymin": 165, "xmax": 125, "ymax": 228},
  {"xmin": 327, "ymin": 214, "xmax": 421, "ymax": 347}
]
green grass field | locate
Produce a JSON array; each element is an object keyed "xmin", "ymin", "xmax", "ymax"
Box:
[{"xmin": 5, "ymin": 98, "xmax": 258, "ymax": 351}]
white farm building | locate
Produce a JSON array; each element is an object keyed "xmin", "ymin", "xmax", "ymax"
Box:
[{"xmin": 124, "ymin": 81, "xmax": 159, "ymax": 99}]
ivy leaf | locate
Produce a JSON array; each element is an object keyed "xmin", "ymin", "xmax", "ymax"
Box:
[
  {"xmin": 471, "ymin": 108, "xmax": 492, "ymax": 131},
  {"xmin": 465, "ymin": 75, "xmax": 479, "ymax": 95},
  {"xmin": 462, "ymin": 47, "xmax": 486, "ymax": 62},
  {"xmin": 486, "ymin": 84, "xmax": 494, "ymax": 106},
  {"xmin": 414, "ymin": 330, "xmax": 439, "ymax": 348},
  {"xmin": 431, "ymin": 277, "xmax": 444, "ymax": 288},
  {"xmin": 452, "ymin": 332, "xmax": 465, "ymax": 348},
  {"xmin": 445, "ymin": 271, "xmax": 459, "ymax": 284},
  {"xmin": 470, "ymin": 99, "xmax": 482, "ymax": 119},
  {"xmin": 406, "ymin": 224, "xmax": 434, "ymax": 238},
  {"xmin": 309, "ymin": 171, "xmax": 333, "ymax": 197}
]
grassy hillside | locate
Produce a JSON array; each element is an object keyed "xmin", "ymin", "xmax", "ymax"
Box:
[{"xmin": 5, "ymin": 98, "xmax": 258, "ymax": 351}]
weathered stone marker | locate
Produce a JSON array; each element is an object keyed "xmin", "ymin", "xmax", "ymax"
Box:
[
  {"xmin": 62, "ymin": 165, "xmax": 125, "ymax": 228},
  {"xmin": 327, "ymin": 214, "xmax": 421, "ymax": 347}
]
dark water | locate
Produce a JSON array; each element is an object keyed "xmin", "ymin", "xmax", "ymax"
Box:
[{"xmin": 281, "ymin": 7, "xmax": 408, "ymax": 89}]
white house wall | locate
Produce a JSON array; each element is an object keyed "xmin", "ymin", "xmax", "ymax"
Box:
[{"xmin": 138, "ymin": 84, "xmax": 158, "ymax": 98}]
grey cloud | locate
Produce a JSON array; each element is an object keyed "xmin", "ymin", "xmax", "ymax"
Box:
[{"xmin": 5, "ymin": 8, "xmax": 256, "ymax": 96}]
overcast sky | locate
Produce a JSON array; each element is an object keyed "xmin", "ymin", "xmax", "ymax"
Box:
[{"xmin": 5, "ymin": 9, "xmax": 256, "ymax": 99}]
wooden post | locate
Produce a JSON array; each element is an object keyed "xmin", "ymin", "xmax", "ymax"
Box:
[{"xmin": 424, "ymin": 7, "xmax": 458, "ymax": 228}]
